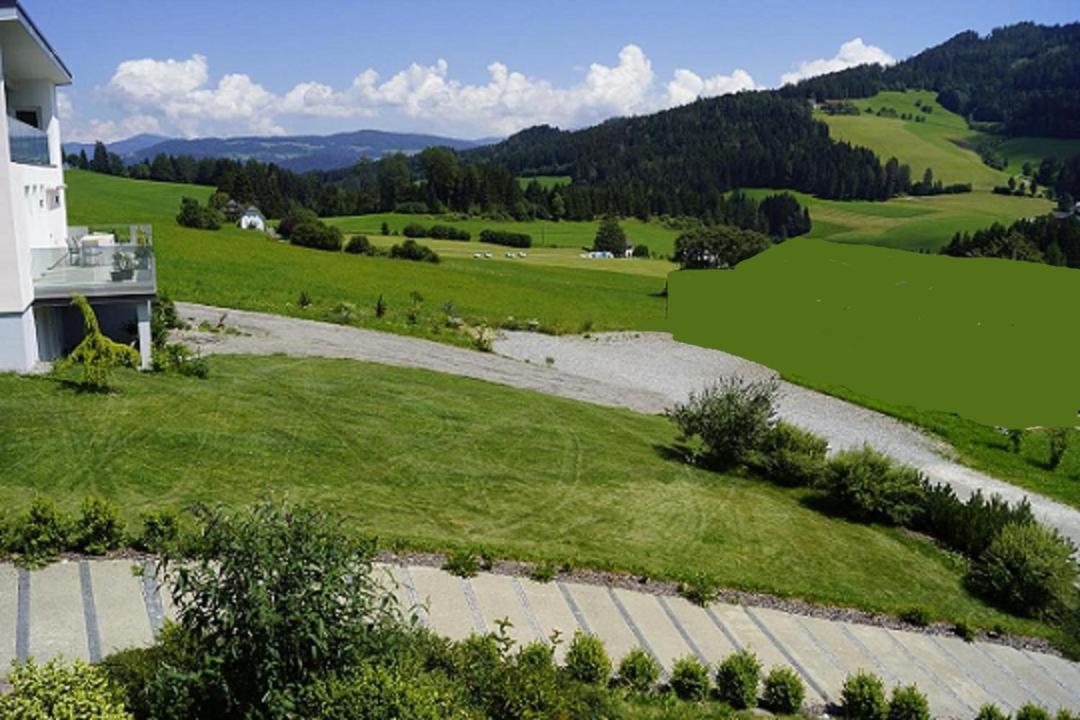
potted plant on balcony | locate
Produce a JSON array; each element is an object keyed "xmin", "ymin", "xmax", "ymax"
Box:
[{"xmin": 111, "ymin": 251, "xmax": 136, "ymax": 281}]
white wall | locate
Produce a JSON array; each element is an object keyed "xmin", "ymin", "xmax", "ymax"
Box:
[
  {"xmin": 0, "ymin": 51, "xmax": 35, "ymax": 317},
  {"xmin": 0, "ymin": 308, "xmax": 39, "ymax": 371}
]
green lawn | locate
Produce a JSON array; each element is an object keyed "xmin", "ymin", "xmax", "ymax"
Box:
[
  {"xmin": 997, "ymin": 136, "xmax": 1080, "ymax": 171},
  {"xmin": 66, "ymin": 170, "xmax": 668, "ymax": 338},
  {"xmin": 668, "ymin": 237, "xmax": 1080, "ymax": 430},
  {"xmin": 0, "ymin": 354, "xmax": 1053, "ymax": 640}
]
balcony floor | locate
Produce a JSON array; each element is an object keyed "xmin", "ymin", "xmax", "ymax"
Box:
[{"xmin": 33, "ymin": 264, "xmax": 156, "ymax": 301}]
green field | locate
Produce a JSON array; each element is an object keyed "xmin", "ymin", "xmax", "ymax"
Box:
[
  {"xmin": 0, "ymin": 354, "xmax": 1053, "ymax": 639},
  {"xmin": 66, "ymin": 170, "xmax": 668, "ymax": 338},
  {"xmin": 997, "ymin": 136, "xmax": 1080, "ymax": 171},
  {"xmin": 516, "ymin": 174, "xmax": 572, "ymax": 189},
  {"xmin": 326, "ymin": 211, "xmax": 682, "ymax": 256},
  {"xmin": 669, "ymin": 237, "xmax": 1080, "ymax": 429}
]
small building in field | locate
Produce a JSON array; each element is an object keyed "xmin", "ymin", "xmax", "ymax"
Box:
[{"xmin": 239, "ymin": 206, "xmax": 266, "ymax": 231}]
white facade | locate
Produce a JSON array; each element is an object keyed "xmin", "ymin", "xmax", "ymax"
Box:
[
  {"xmin": 238, "ymin": 207, "xmax": 266, "ymax": 232},
  {"xmin": 0, "ymin": 2, "xmax": 154, "ymax": 372}
]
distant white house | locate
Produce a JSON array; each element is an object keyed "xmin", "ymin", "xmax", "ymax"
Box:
[
  {"xmin": 238, "ymin": 206, "xmax": 266, "ymax": 231},
  {"xmin": 1050, "ymin": 201, "xmax": 1080, "ymax": 221}
]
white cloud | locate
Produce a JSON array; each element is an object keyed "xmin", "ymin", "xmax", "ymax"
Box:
[
  {"xmin": 57, "ymin": 90, "xmax": 162, "ymax": 143},
  {"xmin": 79, "ymin": 47, "xmax": 760, "ymax": 140},
  {"xmin": 780, "ymin": 38, "xmax": 894, "ymax": 86}
]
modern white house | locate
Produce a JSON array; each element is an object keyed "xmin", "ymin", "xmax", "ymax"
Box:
[
  {"xmin": 0, "ymin": 0, "xmax": 154, "ymax": 372},
  {"xmin": 238, "ymin": 205, "xmax": 266, "ymax": 231}
]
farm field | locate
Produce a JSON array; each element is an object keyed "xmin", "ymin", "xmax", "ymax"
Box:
[
  {"xmin": 0, "ymin": 353, "xmax": 1053, "ymax": 640},
  {"xmin": 325, "ymin": 212, "xmax": 682, "ymax": 256},
  {"xmin": 66, "ymin": 171, "xmax": 668, "ymax": 338},
  {"xmin": 668, "ymin": 237, "xmax": 1080, "ymax": 429}
]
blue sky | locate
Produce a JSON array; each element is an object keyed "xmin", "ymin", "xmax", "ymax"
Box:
[{"xmin": 26, "ymin": 0, "xmax": 1079, "ymax": 142}]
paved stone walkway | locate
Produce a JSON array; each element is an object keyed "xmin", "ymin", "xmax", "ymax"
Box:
[{"xmin": 2, "ymin": 560, "xmax": 1078, "ymax": 717}]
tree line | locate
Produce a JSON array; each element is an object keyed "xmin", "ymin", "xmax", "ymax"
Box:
[{"xmin": 779, "ymin": 22, "xmax": 1080, "ymax": 138}]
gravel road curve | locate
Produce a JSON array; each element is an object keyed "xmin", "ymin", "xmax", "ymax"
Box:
[{"xmin": 176, "ymin": 302, "xmax": 1080, "ymax": 547}]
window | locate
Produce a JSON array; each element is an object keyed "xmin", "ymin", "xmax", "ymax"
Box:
[{"xmin": 14, "ymin": 108, "xmax": 41, "ymax": 129}]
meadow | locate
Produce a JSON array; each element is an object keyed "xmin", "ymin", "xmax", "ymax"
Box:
[
  {"xmin": 66, "ymin": 170, "xmax": 669, "ymax": 339},
  {"xmin": 0, "ymin": 353, "xmax": 1054, "ymax": 640},
  {"xmin": 997, "ymin": 136, "xmax": 1080, "ymax": 171},
  {"xmin": 668, "ymin": 237, "xmax": 1080, "ymax": 430}
]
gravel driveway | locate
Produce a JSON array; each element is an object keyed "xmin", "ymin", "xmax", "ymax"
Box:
[{"xmin": 176, "ymin": 302, "xmax": 1080, "ymax": 547}]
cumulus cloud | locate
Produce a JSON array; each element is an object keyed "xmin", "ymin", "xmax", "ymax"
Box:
[
  {"xmin": 57, "ymin": 90, "xmax": 162, "ymax": 143},
  {"xmin": 780, "ymin": 38, "xmax": 894, "ymax": 86},
  {"xmin": 79, "ymin": 46, "xmax": 760, "ymax": 140}
]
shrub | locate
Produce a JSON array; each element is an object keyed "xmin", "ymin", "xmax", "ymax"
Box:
[
  {"xmin": 821, "ymin": 446, "xmax": 929, "ymax": 526},
  {"xmin": 479, "ymin": 229, "xmax": 532, "ymax": 248},
  {"xmin": 1016, "ymin": 705, "xmax": 1052, "ymax": 720},
  {"xmin": 137, "ymin": 508, "xmax": 183, "ymax": 553},
  {"xmin": 953, "ymin": 621, "xmax": 976, "ymax": 642},
  {"xmin": 77, "ymin": 495, "xmax": 126, "ymax": 555},
  {"xmin": 402, "ymin": 222, "xmax": 428, "ymax": 238},
  {"xmin": 678, "ymin": 573, "xmax": 719, "ymax": 606},
  {"xmin": 327, "ymin": 301, "xmax": 358, "ymax": 325},
  {"xmin": 296, "ymin": 663, "xmax": 469, "ymax": 720},
  {"xmin": 966, "ymin": 521, "xmax": 1078, "ymax": 617},
  {"xmin": 0, "ymin": 658, "xmax": 130, "ymax": 719},
  {"xmin": 277, "ymin": 208, "xmax": 319, "ymax": 238},
  {"xmin": 888, "ymin": 684, "xmax": 930, "ymax": 720},
  {"xmin": 762, "ymin": 666, "xmax": 805, "ymax": 714},
  {"xmin": 975, "ymin": 704, "xmax": 1010, "ymax": 720},
  {"xmin": 443, "ymin": 549, "xmax": 481, "ymax": 578},
  {"xmin": 394, "ymin": 201, "xmax": 428, "ymax": 214},
  {"xmin": 669, "ymin": 656, "xmax": 710, "ymax": 701},
  {"xmin": 176, "ymin": 197, "xmax": 222, "ymax": 230},
  {"xmin": 715, "ymin": 649, "xmax": 761, "ymax": 709},
  {"xmin": 564, "ymin": 631, "xmax": 610, "ymax": 685},
  {"xmin": 617, "ymin": 647, "xmax": 660, "ymax": 692},
  {"xmin": 344, "ymin": 235, "xmax": 376, "ymax": 255},
  {"xmin": 898, "ymin": 607, "xmax": 931, "ymax": 627},
  {"xmin": 11, "ymin": 497, "xmax": 71, "ymax": 565},
  {"xmin": 841, "ymin": 671, "xmax": 888, "ymax": 720},
  {"xmin": 593, "ymin": 216, "xmax": 628, "ymax": 254},
  {"xmin": 632, "ymin": 244, "xmax": 650, "ymax": 258},
  {"xmin": 1047, "ymin": 428, "xmax": 1070, "ymax": 470},
  {"xmin": 390, "ymin": 239, "xmax": 440, "ymax": 263},
  {"xmin": 748, "ymin": 421, "xmax": 829, "ymax": 486},
  {"xmin": 298, "ymin": 290, "xmax": 312, "ymax": 308},
  {"xmin": 530, "ymin": 561, "xmax": 557, "ymax": 583},
  {"xmin": 428, "ymin": 224, "xmax": 470, "ymax": 241},
  {"xmin": 153, "ymin": 341, "xmax": 209, "ymax": 379},
  {"xmin": 667, "ymin": 377, "xmax": 779, "ymax": 468},
  {"xmin": 56, "ymin": 295, "xmax": 141, "ymax": 392},
  {"xmin": 375, "ymin": 294, "xmax": 387, "ymax": 317},
  {"xmin": 290, "ymin": 220, "xmax": 344, "ymax": 251},
  {"xmin": 922, "ymin": 487, "xmax": 1033, "ymax": 558}
]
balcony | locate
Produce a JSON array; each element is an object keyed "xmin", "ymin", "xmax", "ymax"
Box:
[
  {"xmin": 7, "ymin": 113, "xmax": 50, "ymax": 166},
  {"xmin": 32, "ymin": 225, "xmax": 156, "ymax": 301}
]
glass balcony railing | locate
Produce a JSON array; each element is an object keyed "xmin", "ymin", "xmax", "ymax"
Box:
[
  {"xmin": 7, "ymin": 114, "xmax": 51, "ymax": 166},
  {"xmin": 32, "ymin": 225, "xmax": 156, "ymax": 300}
]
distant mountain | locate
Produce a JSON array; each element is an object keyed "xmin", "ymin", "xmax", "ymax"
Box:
[
  {"xmin": 66, "ymin": 129, "xmax": 493, "ymax": 172},
  {"xmin": 779, "ymin": 21, "xmax": 1080, "ymax": 138},
  {"xmin": 64, "ymin": 133, "xmax": 171, "ymax": 159}
]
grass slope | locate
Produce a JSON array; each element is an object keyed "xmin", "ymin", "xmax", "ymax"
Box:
[
  {"xmin": 997, "ymin": 137, "xmax": 1080, "ymax": 171},
  {"xmin": 0, "ymin": 354, "xmax": 1052, "ymax": 639},
  {"xmin": 66, "ymin": 170, "xmax": 668, "ymax": 338},
  {"xmin": 668, "ymin": 237, "xmax": 1080, "ymax": 429}
]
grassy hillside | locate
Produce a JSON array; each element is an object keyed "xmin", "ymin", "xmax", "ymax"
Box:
[
  {"xmin": 997, "ymin": 136, "xmax": 1080, "ymax": 171},
  {"xmin": 66, "ymin": 170, "xmax": 668, "ymax": 339},
  {"xmin": 0, "ymin": 354, "xmax": 1053, "ymax": 639},
  {"xmin": 669, "ymin": 237, "xmax": 1080, "ymax": 430}
]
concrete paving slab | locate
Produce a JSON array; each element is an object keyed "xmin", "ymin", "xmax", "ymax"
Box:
[
  {"xmin": 709, "ymin": 603, "xmax": 796, "ymax": 673},
  {"xmin": 928, "ymin": 633, "xmax": 1032, "ymax": 713},
  {"xmin": 381, "ymin": 565, "xmax": 427, "ymax": 625},
  {"xmin": 562, "ymin": 582, "xmax": 638, "ymax": 663},
  {"xmin": 611, "ymin": 588, "xmax": 692, "ymax": 672},
  {"xmin": 470, "ymin": 573, "xmax": 542, "ymax": 649},
  {"xmin": 28, "ymin": 561, "xmax": 88, "ymax": 662},
  {"xmin": 980, "ymin": 642, "xmax": 1079, "ymax": 712},
  {"xmin": 516, "ymin": 578, "xmax": 581, "ymax": 662},
  {"xmin": 796, "ymin": 614, "xmax": 893, "ymax": 682},
  {"xmin": 748, "ymin": 606, "xmax": 848, "ymax": 705},
  {"xmin": 90, "ymin": 560, "xmax": 154, "ymax": 657},
  {"xmin": 1023, "ymin": 650, "xmax": 1080, "ymax": 708},
  {"xmin": 661, "ymin": 595, "xmax": 738, "ymax": 664},
  {"xmin": 408, "ymin": 566, "xmax": 474, "ymax": 640},
  {"xmin": 886, "ymin": 630, "xmax": 988, "ymax": 716},
  {"xmin": 0, "ymin": 566, "xmax": 16, "ymax": 670}
]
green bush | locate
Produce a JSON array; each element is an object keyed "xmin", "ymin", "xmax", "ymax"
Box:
[
  {"xmin": 632, "ymin": 244, "xmax": 651, "ymax": 258},
  {"xmin": 898, "ymin": 607, "xmax": 931, "ymax": 627},
  {"xmin": 668, "ymin": 377, "xmax": 778, "ymax": 468},
  {"xmin": 479, "ymin": 229, "xmax": 532, "ymax": 248},
  {"xmin": 921, "ymin": 487, "xmax": 1034, "ymax": 558},
  {"xmin": 1016, "ymin": 704, "xmax": 1052, "ymax": 720},
  {"xmin": 290, "ymin": 220, "xmax": 344, "ymax": 251},
  {"xmin": 402, "ymin": 222, "xmax": 428, "ymax": 238},
  {"xmin": 564, "ymin": 631, "xmax": 611, "ymax": 686},
  {"xmin": 821, "ymin": 446, "xmax": 929, "ymax": 526},
  {"xmin": 153, "ymin": 342, "xmax": 210, "ymax": 379},
  {"xmin": 953, "ymin": 620, "xmax": 976, "ymax": 642},
  {"xmin": 327, "ymin": 301, "xmax": 358, "ymax": 325},
  {"xmin": 11, "ymin": 497, "xmax": 71, "ymax": 565},
  {"xmin": 678, "ymin": 573, "xmax": 719, "ymax": 606},
  {"xmin": 176, "ymin": 197, "xmax": 222, "ymax": 230},
  {"xmin": 136, "ymin": 508, "xmax": 184, "ymax": 553},
  {"xmin": 748, "ymin": 421, "xmax": 829, "ymax": 486},
  {"xmin": 762, "ymin": 666, "xmax": 805, "ymax": 714},
  {"xmin": 0, "ymin": 658, "xmax": 130, "ymax": 719},
  {"xmin": 529, "ymin": 561, "xmax": 557, "ymax": 583},
  {"xmin": 296, "ymin": 663, "xmax": 469, "ymax": 720},
  {"xmin": 841, "ymin": 671, "xmax": 888, "ymax": 720},
  {"xmin": 887, "ymin": 684, "xmax": 930, "ymax": 720},
  {"xmin": 394, "ymin": 201, "xmax": 428, "ymax": 214},
  {"xmin": 617, "ymin": 647, "xmax": 660, "ymax": 692},
  {"xmin": 428, "ymin": 224, "xmax": 470, "ymax": 241},
  {"xmin": 715, "ymin": 649, "xmax": 761, "ymax": 709},
  {"xmin": 442, "ymin": 549, "xmax": 481, "ymax": 578},
  {"xmin": 966, "ymin": 521, "xmax": 1078, "ymax": 617},
  {"xmin": 669, "ymin": 656, "xmax": 710, "ymax": 701},
  {"xmin": 1047, "ymin": 428, "xmax": 1070, "ymax": 470},
  {"xmin": 344, "ymin": 235, "xmax": 376, "ymax": 255},
  {"xmin": 77, "ymin": 495, "xmax": 126, "ymax": 555},
  {"xmin": 390, "ymin": 239, "xmax": 440, "ymax": 263},
  {"xmin": 56, "ymin": 295, "xmax": 141, "ymax": 392},
  {"xmin": 975, "ymin": 703, "xmax": 1010, "ymax": 720}
]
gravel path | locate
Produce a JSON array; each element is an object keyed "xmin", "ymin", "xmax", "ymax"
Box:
[{"xmin": 176, "ymin": 303, "xmax": 1080, "ymax": 547}]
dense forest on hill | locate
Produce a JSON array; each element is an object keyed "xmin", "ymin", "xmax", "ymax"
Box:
[{"xmin": 780, "ymin": 22, "xmax": 1080, "ymax": 138}]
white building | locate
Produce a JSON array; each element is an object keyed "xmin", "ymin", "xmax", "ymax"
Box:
[
  {"xmin": 238, "ymin": 206, "xmax": 266, "ymax": 231},
  {"xmin": 0, "ymin": 1, "xmax": 154, "ymax": 372}
]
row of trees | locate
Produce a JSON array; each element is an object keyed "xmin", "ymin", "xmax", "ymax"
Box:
[
  {"xmin": 942, "ymin": 214, "xmax": 1080, "ymax": 268},
  {"xmin": 780, "ymin": 22, "xmax": 1080, "ymax": 138}
]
